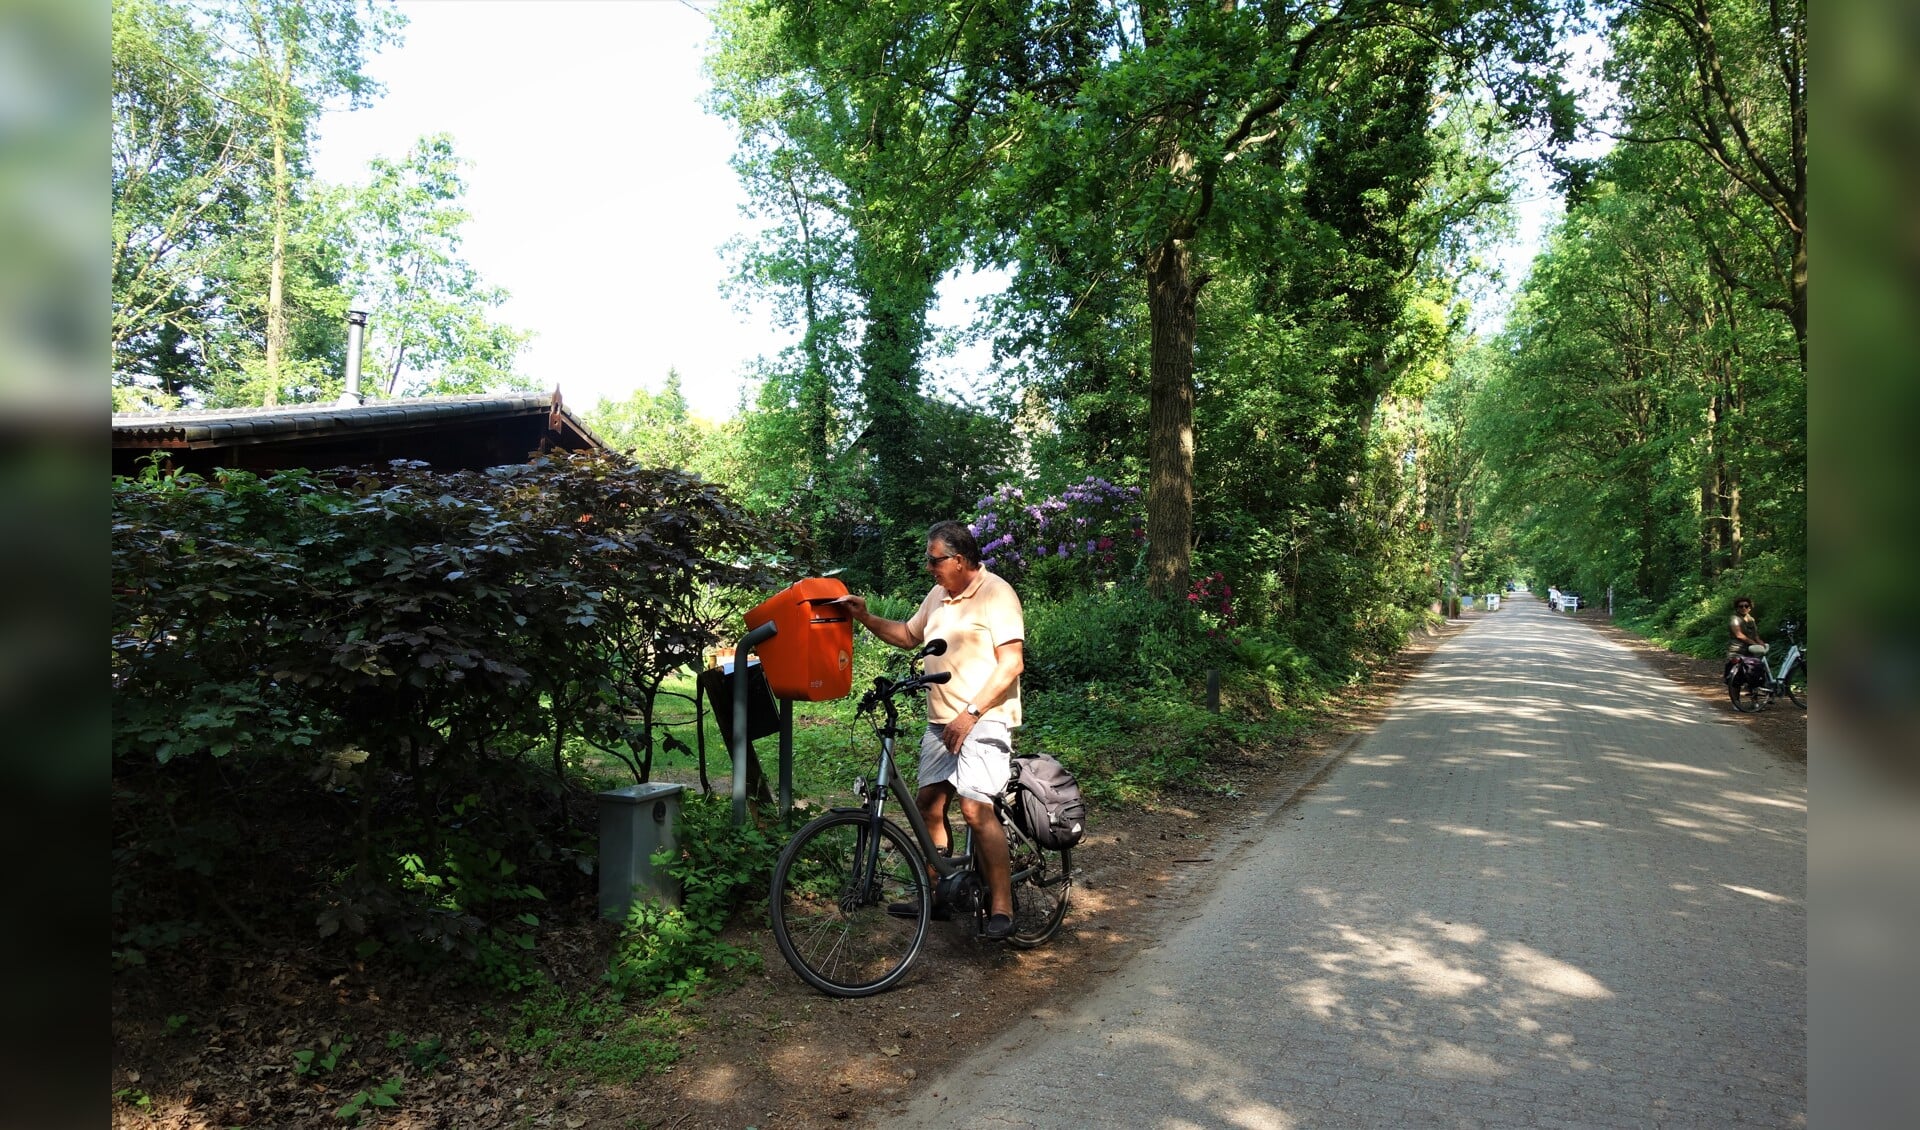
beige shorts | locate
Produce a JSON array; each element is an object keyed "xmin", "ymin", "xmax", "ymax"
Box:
[{"xmin": 918, "ymin": 720, "xmax": 1014, "ymax": 803}]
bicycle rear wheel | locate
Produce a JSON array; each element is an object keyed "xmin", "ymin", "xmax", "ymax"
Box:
[
  {"xmin": 769, "ymin": 811, "xmax": 928, "ymax": 997},
  {"xmin": 1784, "ymin": 660, "xmax": 1806, "ymax": 708},
  {"xmin": 1006, "ymin": 835, "xmax": 1071, "ymax": 949}
]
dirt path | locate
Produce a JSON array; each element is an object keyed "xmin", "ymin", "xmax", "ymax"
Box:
[
  {"xmin": 610, "ymin": 604, "xmax": 1805, "ymax": 1130},
  {"xmin": 114, "ymin": 605, "xmax": 1800, "ymax": 1130},
  {"xmin": 580, "ymin": 619, "xmax": 1474, "ymax": 1130}
]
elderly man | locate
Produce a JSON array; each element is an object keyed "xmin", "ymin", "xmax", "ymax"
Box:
[{"xmin": 830, "ymin": 520, "xmax": 1026, "ymax": 939}]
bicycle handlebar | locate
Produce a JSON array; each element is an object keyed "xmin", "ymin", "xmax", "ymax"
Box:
[{"xmin": 857, "ymin": 669, "xmax": 950, "ymax": 716}]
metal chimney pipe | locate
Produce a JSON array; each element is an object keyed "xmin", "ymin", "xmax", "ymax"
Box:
[{"xmin": 338, "ymin": 309, "xmax": 369, "ymax": 406}]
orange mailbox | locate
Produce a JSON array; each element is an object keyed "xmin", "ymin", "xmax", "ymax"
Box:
[{"xmin": 743, "ymin": 577, "xmax": 854, "ymax": 701}]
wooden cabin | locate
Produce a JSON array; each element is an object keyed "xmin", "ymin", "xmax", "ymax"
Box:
[{"xmin": 111, "ymin": 388, "xmax": 611, "ymax": 477}]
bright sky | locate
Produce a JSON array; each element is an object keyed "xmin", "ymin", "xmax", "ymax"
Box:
[
  {"xmin": 312, "ymin": 0, "xmax": 796, "ymax": 422},
  {"xmin": 313, "ymin": 0, "xmax": 1569, "ymax": 423}
]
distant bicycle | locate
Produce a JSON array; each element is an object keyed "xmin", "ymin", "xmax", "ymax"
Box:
[
  {"xmin": 1728, "ymin": 620, "xmax": 1807, "ymax": 712},
  {"xmin": 767, "ymin": 641, "xmax": 1071, "ymax": 997}
]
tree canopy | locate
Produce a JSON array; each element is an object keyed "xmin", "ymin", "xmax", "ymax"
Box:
[
  {"xmin": 111, "ymin": 0, "xmax": 1807, "ymax": 652},
  {"xmin": 111, "ymin": 0, "xmax": 528, "ymax": 411}
]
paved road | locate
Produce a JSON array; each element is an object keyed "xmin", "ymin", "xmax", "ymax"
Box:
[{"xmin": 893, "ymin": 596, "xmax": 1805, "ymax": 1128}]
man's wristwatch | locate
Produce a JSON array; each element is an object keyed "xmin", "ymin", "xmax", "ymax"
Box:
[{"xmin": 962, "ymin": 702, "xmax": 982, "ymax": 718}]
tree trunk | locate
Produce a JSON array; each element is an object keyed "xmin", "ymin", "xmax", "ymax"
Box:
[
  {"xmin": 1638, "ymin": 492, "xmax": 1658, "ymax": 596},
  {"xmin": 263, "ymin": 106, "xmax": 289, "ymax": 407},
  {"xmin": 1703, "ymin": 383, "xmax": 1726, "ymax": 578},
  {"xmin": 1450, "ymin": 489, "xmax": 1469, "ymax": 613},
  {"xmin": 785, "ymin": 168, "xmax": 832, "ymax": 484},
  {"xmin": 250, "ymin": 0, "xmax": 293, "ymax": 410},
  {"xmin": 1143, "ymin": 234, "xmax": 1197, "ymax": 599},
  {"xmin": 857, "ymin": 270, "xmax": 934, "ymax": 588}
]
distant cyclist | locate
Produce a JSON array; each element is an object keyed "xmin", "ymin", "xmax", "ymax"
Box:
[{"xmin": 1726, "ymin": 596, "xmax": 1766, "ymax": 677}]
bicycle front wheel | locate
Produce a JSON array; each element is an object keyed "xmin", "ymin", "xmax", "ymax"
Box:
[
  {"xmin": 1784, "ymin": 660, "xmax": 1806, "ymax": 708},
  {"xmin": 769, "ymin": 811, "xmax": 928, "ymax": 997},
  {"xmin": 1007, "ymin": 841, "xmax": 1071, "ymax": 949}
]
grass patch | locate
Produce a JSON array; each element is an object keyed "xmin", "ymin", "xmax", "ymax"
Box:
[{"xmin": 508, "ymin": 986, "xmax": 689, "ymax": 1082}]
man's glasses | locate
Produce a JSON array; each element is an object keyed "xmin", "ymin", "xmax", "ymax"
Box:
[{"xmin": 925, "ymin": 554, "xmax": 953, "ymax": 567}]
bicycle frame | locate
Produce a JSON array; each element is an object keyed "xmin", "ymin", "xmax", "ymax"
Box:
[
  {"xmin": 844, "ymin": 665, "xmax": 1044, "ymax": 918},
  {"xmin": 1766, "ymin": 643, "xmax": 1803, "ymax": 689},
  {"xmin": 856, "ymin": 693, "xmax": 974, "ymax": 892},
  {"xmin": 767, "ymin": 658, "xmax": 1072, "ymax": 995}
]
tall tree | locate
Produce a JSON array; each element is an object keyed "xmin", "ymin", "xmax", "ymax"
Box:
[
  {"xmin": 1460, "ymin": 0, "xmax": 1807, "ymax": 622},
  {"xmin": 585, "ymin": 371, "xmax": 714, "ymax": 472},
  {"xmin": 709, "ymin": 0, "xmax": 1035, "ymax": 586},
  {"xmin": 112, "ymin": 0, "xmax": 402, "ymax": 408},
  {"xmin": 1603, "ymin": 0, "xmax": 1806, "ymax": 369},
  {"xmin": 341, "ymin": 133, "xmax": 532, "ymax": 398},
  {"xmin": 980, "ymin": 0, "xmax": 1573, "ymax": 596},
  {"xmin": 112, "ymin": 0, "xmax": 262, "ymax": 406},
  {"xmin": 217, "ymin": 0, "xmax": 400, "ymax": 405},
  {"xmin": 1469, "ymin": 168, "xmax": 1801, "ymax": 606}
]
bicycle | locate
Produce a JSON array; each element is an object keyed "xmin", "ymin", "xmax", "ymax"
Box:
[
  {"xmin": 1729, "ymin": 619, "xmax": 1807, "ymax": 712},
  {"xmin": 767, "ymin": 640, "xmax": 1072, "ymax": 997}
]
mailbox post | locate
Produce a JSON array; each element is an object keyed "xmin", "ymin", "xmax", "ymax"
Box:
[{"xmin": 733, "ymin": 620, "xmax": 779, "ymax": 827}]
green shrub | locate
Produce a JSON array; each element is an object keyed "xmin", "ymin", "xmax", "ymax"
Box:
[
  {"xmin": 605, "ymin": 795, "xmax": 775, "ymax": 1001},
  {"xmin": 111, "ymin": 453, "xmax": 787, "ymax": 977},
  {"xmin": 1617, "ymin": 551, "xmax": 1807, "ymax": 657},
  {"xmin": 1022, "ymin": 587, "xmax": 1207, "ymax": 692},
  {"xmin": 1225, "ymin": 631, "xmax": 1315, "ymax": 689}
]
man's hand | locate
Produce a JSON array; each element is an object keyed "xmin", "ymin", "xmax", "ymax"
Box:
[
  {"xmin": 830, "ymin": 594, "xmax": 919, "ymax": 649},
  {"xmin": 942, "ymin": 709, "xmax": 977, "ymax": 754}
]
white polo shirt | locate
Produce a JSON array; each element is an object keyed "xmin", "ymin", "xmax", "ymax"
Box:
[{"xmin": 904, "ymin": 569, "xmax": 1024, "ymax": 727}]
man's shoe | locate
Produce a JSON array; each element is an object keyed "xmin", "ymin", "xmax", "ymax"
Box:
[
  {"xmin": 982, "ymin": 913, "xmax": 1014, "ymax": 940},
  {"xmin": 886, "ymin": 901, "xmax": 949, "ymax": 921}
]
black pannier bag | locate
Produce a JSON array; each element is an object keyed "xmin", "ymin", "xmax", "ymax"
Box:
[
  {"xmin": 1009, "ymin": 753, "xmax": 1087, "ymax": 850},
  {"xmin": 1725, "ymin": 655, "xmax": 1767, "ymax": 687}
]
